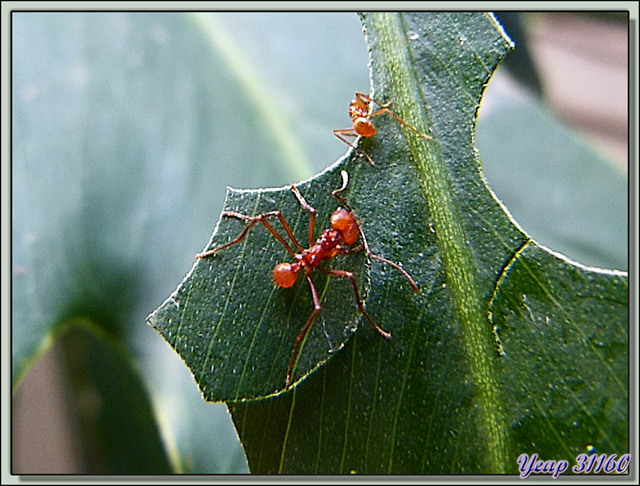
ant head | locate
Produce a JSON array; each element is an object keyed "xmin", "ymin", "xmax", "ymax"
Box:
[
  {"xmin": 330, "ymin": 208, "xmax": 360, "ymax": 246},
  {"xmin": 351, "ymin": 94, "xmax": 370, "ymax": 110},
  {"xmin": 353, "ymin": 117, "xmax": 376, "ymax": 138},
  {"xmin": 273, "ymin": 262, "xmax": 300, "ymax": 288}
]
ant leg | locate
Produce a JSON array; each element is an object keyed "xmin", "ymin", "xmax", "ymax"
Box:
[
  {"xmin": 333, "ymin": 128, "xmax": 376, "ymax": 166},
  {"xmin": 370, "ymin": 107, "xmax": 432, "ymax": 140},
  {"xmin": 338, "ymin": 243, "xmax": 363, "ymax": 255},
  {"xmin": 369, "ymin": 253, "xmax": 420, "ymax": 293},
  {"xmin": 354, "ymin": 92, "xmax": 431, "ymax": 141},
  {"xmin": 358, "ymin": 226, "xmax": 420, "ymax": 294},
  {"xmin": 291, "ymin": 185, "xmax": 317, "ymax": 247},
  {"xmin": 196, "ymin": 210, "xmax": 303, "ymax": 259},
  {"xmin": 354, "ymin": 91, "xmax": 387, "ymax": 108},
  {"xmin": 319, "ymin": 267, "xmax": 391, "ymax": 340},
  {"xmin": 285, "ymin": 274, "xmax": 322, "ymax": 390},
  {"xmin": 261, "ymin": 210, "xmax": 306, "ymax": 253}
]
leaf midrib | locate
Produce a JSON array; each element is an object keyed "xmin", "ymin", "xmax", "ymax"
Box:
[{"xmin": 365, "ymin": 12, "xmax": 510, "ymax": 472}]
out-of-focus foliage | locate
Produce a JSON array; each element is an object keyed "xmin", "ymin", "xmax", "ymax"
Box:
[{"xmin": 12, "ymin": 12, "xmax": 627, "ymax": 474}]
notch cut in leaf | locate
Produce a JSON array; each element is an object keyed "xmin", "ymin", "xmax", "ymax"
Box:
[{"xmin": 148, "ymin": 11, "xmax": 627, "ymax": 474}]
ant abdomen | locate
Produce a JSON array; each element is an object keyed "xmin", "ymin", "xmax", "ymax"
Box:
[{"xmin": 273, "ymin": 262, "xmax": 299, "ymax": 288}]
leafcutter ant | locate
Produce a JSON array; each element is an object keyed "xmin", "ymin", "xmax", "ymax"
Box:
[
  {"xmin": 196, "ymin": 170, "xmax": 419, "ymax": 390},
  {"xmin": 333, "ymin": 92, "xmax": 432, "ymax": 166}
]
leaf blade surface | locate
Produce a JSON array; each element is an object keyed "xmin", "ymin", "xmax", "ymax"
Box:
[{"xmin": 147, "ymin": 12, "xmax": 629, "ymax": 474}]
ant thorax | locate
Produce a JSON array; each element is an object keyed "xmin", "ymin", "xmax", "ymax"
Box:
[
  {"xmin": 349, "ymin": 100, "xmax": 369, "ymax": 119},
  {"xmin": 298, "ymin": 229, "xmax": 342, "ymax": 270}
]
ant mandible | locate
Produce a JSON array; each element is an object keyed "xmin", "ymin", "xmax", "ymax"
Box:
[
  {"xmin": 196, "ymin": 170, "xmax": 419, "ymax": 390},
  {"xmin": 333, "ymin": 91, "xmax": 432, "ymax": 166}
]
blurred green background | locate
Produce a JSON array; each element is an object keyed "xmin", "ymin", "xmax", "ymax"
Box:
[{"xmin": 10, "ymin": 11, "xmax": 628, "ymax": 474}]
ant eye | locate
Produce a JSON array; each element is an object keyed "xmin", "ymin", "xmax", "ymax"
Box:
[{"xmin": 273, "ymin": 263, "xmax": 298, "ymax": 288}]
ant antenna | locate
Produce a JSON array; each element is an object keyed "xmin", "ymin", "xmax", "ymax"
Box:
[{"xmin": 332, "ymin": 170, "xmax": 351, "ymax": 210}]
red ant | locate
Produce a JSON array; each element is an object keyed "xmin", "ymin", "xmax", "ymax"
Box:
[
  {"xmin": 196, "ymin": 170, "xmax": 419, "ymax": 390},
  {"xmin": 333, "ymin": 92, "xmax": 432, "ymax": 166}
]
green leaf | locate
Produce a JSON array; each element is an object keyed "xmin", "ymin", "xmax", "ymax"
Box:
[
  {"xmin": 149, "ymin": 173, "xmax": 374, "ymax": 399},
  {"xmin": 11, "ymin": 12, "xmax": 306, "ymax": 385},
  {"xmin": 12, "ymin": 12, "xmax": 280, "ymax": 473},
  {"xmin": 14, "ymin": 10, "xmax": 626, "ymax": 476},
  {"xmin": 13, "ymin": 12, "xmax": 376, "ymax": 474},
  {"xmin": 148, "ymin": 11, "xmax": 628, "ymax": 474},
  {"xmin": 56, "ymin": 321, "xmax": 174, "ymax": 474}
]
